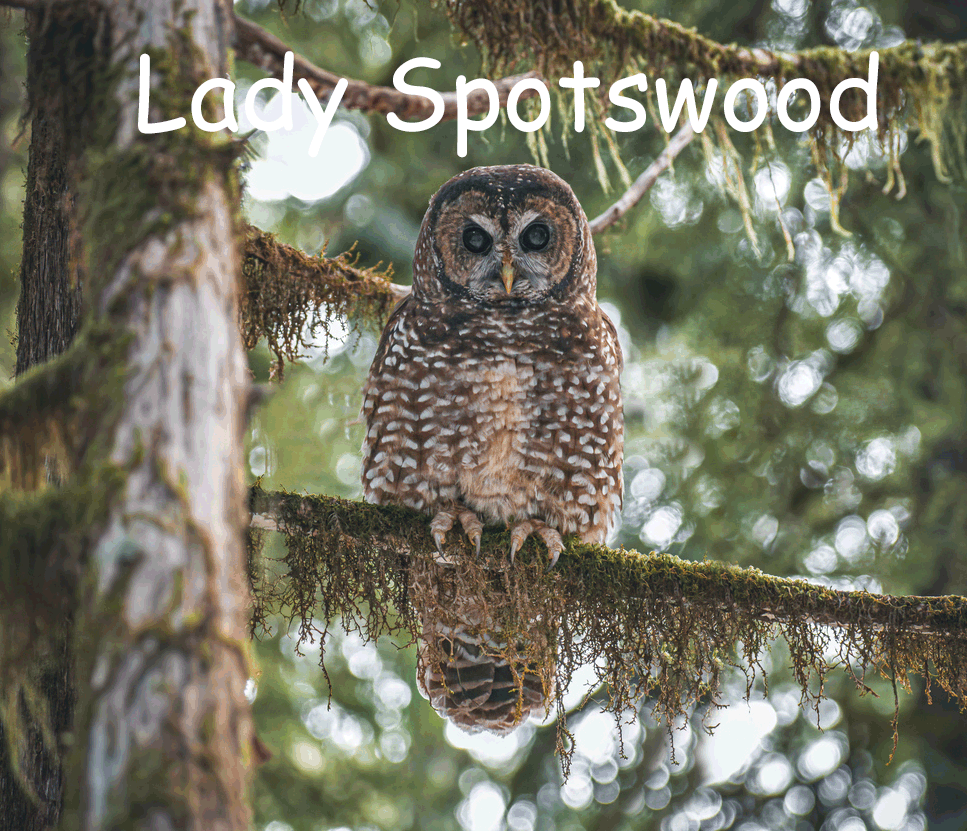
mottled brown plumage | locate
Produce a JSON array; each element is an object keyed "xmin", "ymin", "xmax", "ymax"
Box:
[{"xmin": 361, "ymin": 164, "xmax": 623, "ymax": 732}]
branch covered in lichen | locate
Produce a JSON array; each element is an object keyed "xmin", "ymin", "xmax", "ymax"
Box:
[
  {"xmin": 445, "ymin": 0, "xmax": 967, "ymax": 229},
  {"xmin": 241, "ymin": 224, "xmax": 402, "ymax": 378},
  {"xmin": 250, "ymin": 487, "xmax": 967, "ymax": 763}
]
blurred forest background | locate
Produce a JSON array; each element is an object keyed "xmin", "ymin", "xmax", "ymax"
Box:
[{"xmin": 3, "ymin": 0, "xmax": 967, "ymax": 829}]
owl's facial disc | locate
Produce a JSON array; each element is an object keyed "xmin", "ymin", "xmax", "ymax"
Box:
[
  {"xmin": 416, "ymin": 165, "xmax": 596, "ymax": 305},
  {"xmin": 443, "ymin": 202, "xmax": 572, "ymax": 303}
]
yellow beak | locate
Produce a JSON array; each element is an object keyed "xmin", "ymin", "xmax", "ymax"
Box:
[{"xmin": 501, "ymin": 260, "xmax": 515, "ymax": 294}]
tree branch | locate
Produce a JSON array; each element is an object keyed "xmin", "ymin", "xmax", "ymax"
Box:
[
  {"xmin": 588, "ymin": 123, "xmax": 696, "ymax": 234},
  {"xmin": 241, "ymin": 224, "xmax": 401, "ymax": 377},
  {"xmin": 233, "ymin": 13, "xmax": 546, "ymax": 122},
  {"xmin": 248, "ymin": 486, "xmax": 967, "ymax": 752},
  {"xmin": 448, "ymin": 0, "xmax": 967, "ymax": 103},
  {"xmin": 249, "ymin": 488, "xmax": 967, "ymax": 639}
]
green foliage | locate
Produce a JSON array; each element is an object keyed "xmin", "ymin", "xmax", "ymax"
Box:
[{"xmin": 234, "ymin": 0, "xmax": 967, "ymax": 826}]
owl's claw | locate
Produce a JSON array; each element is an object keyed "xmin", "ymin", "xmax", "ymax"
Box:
[
  {"xmin": 458, "ymin": 509, "xmax": 484, "ymax": 557},
  {"xmin": 430, "ymin": 509, "xmax": 457, "ymax": 566},
  {"xmin": 430, "ymin": 507, "xmax": 485, "ymax": 564},
  {"xmin": 508, "ymin": 520, "xmax": 564, "ymax": 570}
]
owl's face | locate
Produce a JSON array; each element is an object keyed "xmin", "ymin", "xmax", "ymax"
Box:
[{"xmin": 412, "ymin": 165, "xmax": 596, "ymax": 305}]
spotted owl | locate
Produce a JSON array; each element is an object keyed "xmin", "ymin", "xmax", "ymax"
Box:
[{"xmin": 361, "ymin": 164, "xmax": 623, "ymax": 732}]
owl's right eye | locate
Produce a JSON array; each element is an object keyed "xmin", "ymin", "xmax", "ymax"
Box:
[{"xmin": 462, "ymin": 225, "xmax": 492, "ymax": 254}]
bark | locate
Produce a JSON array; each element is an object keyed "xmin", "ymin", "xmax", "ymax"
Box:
[
  {"xmin": 13, "ymin": 8, "xmax": 85, "ymax": 376},
  {"xmin": 56, "ymin": 1, "xmax": 254, "ymax": 828},
  {"xmin": 0, "ymin": 8, "xmax": 91, "ymax": 830}
]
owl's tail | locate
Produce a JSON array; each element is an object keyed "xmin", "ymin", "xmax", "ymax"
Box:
[{"xmin": 417, "ymin": 625, "xmax": 553, "ymax": 735}]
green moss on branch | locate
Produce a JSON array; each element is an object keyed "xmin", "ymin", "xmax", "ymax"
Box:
[
  {"xmin": 241, "ymin": 225, "xmax": 402, "ymax": 378},
  {"xmin": 443, "ymin": 0, "xmax": 967, "ymax": 228},
  {"xmin": 250, "ymin": 486, "xmax": 967, "ymax": 763}
]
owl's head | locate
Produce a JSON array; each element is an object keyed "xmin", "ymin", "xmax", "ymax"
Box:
[{"xmin": 412, "ymin": 164, "xmax": 597, "ymax": 305}]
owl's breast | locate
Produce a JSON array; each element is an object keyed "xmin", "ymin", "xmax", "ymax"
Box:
[
  {"xmin": 362, "ymin": 299, "xmax": 623, "ymax": 540},
  {"xmin": 455, "ymin": 355, "xmax": 536, "ymax": 515}
]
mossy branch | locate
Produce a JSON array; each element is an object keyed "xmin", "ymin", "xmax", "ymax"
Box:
[
  {"xmin": 241, "ymin": 224, "xmax": 402, "ymax": 378},
  {"xmin": 446, "ymin": 0, "xmax": 967, "ymax": 229},
  {"xmin": 250, "ymin": 486, "xmax": 967, "ymax": 760},
  {"xmin": 448, "ymin": 0, "xmax": 967, "ymax": 118}
]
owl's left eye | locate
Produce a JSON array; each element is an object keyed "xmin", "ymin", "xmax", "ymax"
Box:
[
  {"xmin": 520, "ymin": 222, "xmax": 551, "ymax": 252},
  {"xmin": 463, "ymin": 225, "xmax": 493, "ymax": 254}
]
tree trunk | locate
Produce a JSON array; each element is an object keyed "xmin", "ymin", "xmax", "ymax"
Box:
[
  {"xmin": 0, "ymin": 1, "xmax": 252, "ymax": 828},
  {"xmin": 0, "ymin": 8, "xmax": 90, "ymax": 830},
  {"xmin": 13, "ymin": 11, "xmax": 85, "ymax": 377},
  {"xmin": 60, "ymin": 1, "xmax": 254, "ymax": 828}
]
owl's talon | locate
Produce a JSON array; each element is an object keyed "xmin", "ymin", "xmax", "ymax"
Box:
[
  {"xmin": 538, "ymin": 527, "xmax": 564, "ymax": 571},
  {"xmin": 508, "ymin": 521, "xmax": 535, "ymax": 565},
  {"xmin": 507, "ymin": 520, "xmax": 563, "ymax": 570},
  {"xmin": 430, "ymin": 509, "xmax": 458, "ymax": 566},
  {"xmin": 457, "ymin": 509, "xmax": 485, "ymax": 558}
]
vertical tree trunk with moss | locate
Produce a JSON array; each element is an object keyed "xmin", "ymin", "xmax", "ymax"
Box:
[
  {"xmin": 0, "ymin": 1, "xmax": 256, "ymax": 828},
  {"xmin": 65, "ymin": 0, "xmax": 254, "ymax": 827},
  {"xmin": 0, "ymin": 8, "xmax": 90, "ymax": 829}
]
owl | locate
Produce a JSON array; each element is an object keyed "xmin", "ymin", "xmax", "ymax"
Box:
[{"xmin": 360, "ymin": 164, "xmax": 623, "ymax": 732}]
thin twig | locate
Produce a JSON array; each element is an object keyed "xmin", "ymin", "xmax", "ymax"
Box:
[
  {"xmin": 589, "ymin": 123, "xmax": 696, "ymax": 234},
  {"xmin": 233, "ymin": 14, "xmax": 546, "ymax": 123}
]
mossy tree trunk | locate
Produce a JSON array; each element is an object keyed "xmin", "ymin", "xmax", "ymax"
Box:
[
  {"xmin": 62, "ymin": 0, "xmax": 254, "ymax": 828},
  {"xmin": 2, "ymin": 1, "xmax": 254, "ymax": 828},
  {"xmin": 0, "ymin": 8, "xmax": 90, "ymax": 830}
]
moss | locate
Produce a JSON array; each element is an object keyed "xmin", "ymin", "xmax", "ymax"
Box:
[
  {"xmin": 241, "ymin": 225, "xmax": 399, "ymax": 378},
  {"xmin": 440, "ymin": 0, "xmax": 967, "ymax": 234},
  {"xmin": 251, "ymin": 486, "xmax": 967, "ymax": 768},
  {"xmin": 0, "ymin": 462, "xmax": 127, "ymax": 802}
]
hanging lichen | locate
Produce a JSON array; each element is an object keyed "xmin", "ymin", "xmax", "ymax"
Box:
[
  {"xmin": 240, "ymin": 225, "xmax": 400, "ymax": 378},
  {"xmin": 250, "ymin": 486, "xmax": 967, "ymax": 770},
  {"xmin": 439, "ymin": 0, "xmax": 967, "ymax": 232}
]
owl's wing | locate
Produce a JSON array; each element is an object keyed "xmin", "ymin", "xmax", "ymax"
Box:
[
  {"xmin": 598, "ymin": 305, "xmax": 624, "ymax": 373},
  {"xmin": 589, "ymin": 304, "xmax": 625, "ymax": 539},
  {"xmin": 367, "ymin": 293, "xmax": 414, "ymax": 379},
  {"xmin": 360, "ymin": 294, "xmax": 425, "ymax": 506}
]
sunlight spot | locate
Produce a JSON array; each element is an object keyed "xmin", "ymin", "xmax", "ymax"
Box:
[
  {"xmin": 458, "ymin": 782, "xmax": 506, "ymax": 831},
  {"xmin": 867, "ymin": 510, "xmax": 900, "ymax": 546},
  {"xmin": 445, "ymin": 720, "xmax": 533, "ymax": 768},
  {"xmin": 702, "ymin": 701, "xmax": 778, "ymax": 782},
  {"xmin": 856, "ymin": 437, "xmax": 897, "ymax": 480},
  {"xmin": 777, "ymin": 361, "xmax": 822, "ymax": 407},
  {"xmin": 798, "ymin": 732, "xmax": 848, "ymax": 781},
  {"xmin": 240, "ymin": 88, "xmax": 369, "ymax": 202},
  {"xmin": 640, "ymin": 504, "xmax": 684, "ymax": 549}
]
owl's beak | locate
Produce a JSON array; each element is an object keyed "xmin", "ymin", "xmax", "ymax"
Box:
[{"xmin": 500, "ymin": 253, "xmax": 515, "ymax": 294}]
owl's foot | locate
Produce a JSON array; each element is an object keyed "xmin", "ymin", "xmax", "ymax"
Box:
[
  {"xmin": 508, "ymin": 520, "xmax": 565, "ymax": 571},
  {"xmin": 430, "ymin": 507, "xmax": 485, "ymax": 565}
]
